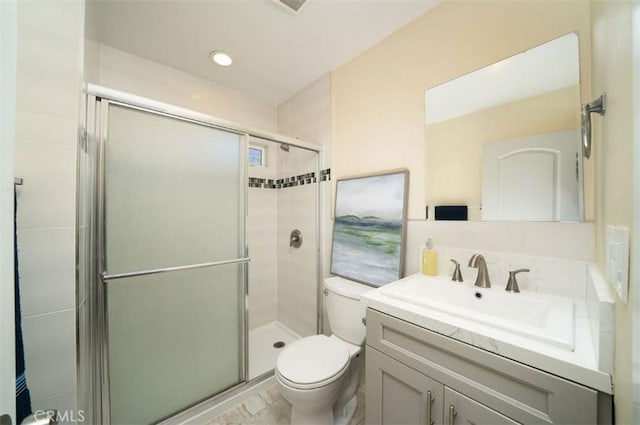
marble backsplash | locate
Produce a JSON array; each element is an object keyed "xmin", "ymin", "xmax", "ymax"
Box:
[
  {"xmin": 428, "ymin": 247, "xmax": 587, "ymax": 299},
  {"xmin": 402, "ymin": 220, "xmax": 614, "ymax": 376},
  {"xmin": 405, "ymin": 220, "xmax": 595, "ymax": 299}
]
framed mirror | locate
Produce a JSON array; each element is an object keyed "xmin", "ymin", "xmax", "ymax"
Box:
[{"xmin": 424, "ymin": 33, "xmax": 582, "ymax": 222}]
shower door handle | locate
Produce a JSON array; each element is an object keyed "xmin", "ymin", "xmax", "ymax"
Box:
[{"xmin": 102, "ymin": 257, "xmax": 251, "ymax": 281}]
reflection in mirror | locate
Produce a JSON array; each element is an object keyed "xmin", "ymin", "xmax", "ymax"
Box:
[{"xmin": 425, "ymin": 33, "xmax": 582, "ymax": 222}]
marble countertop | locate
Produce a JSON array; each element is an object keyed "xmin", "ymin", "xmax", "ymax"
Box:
[{"xmin": 361, "ymin": 273, "xmax": 613, "ymax": 394}]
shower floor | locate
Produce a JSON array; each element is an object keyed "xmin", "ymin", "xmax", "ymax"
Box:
[{"xmin": 248, "ymin": 321, "xmax": 300, "ymax": 380}]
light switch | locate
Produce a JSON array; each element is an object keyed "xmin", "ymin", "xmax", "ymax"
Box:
[{"xmin": 606, "ymin": 225, "xmax": 630, "ymax": 303}]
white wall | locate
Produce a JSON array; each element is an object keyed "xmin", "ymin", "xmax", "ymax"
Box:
[
  {"xmin": 89, "ymin": 42, "xmax": 278, "ymax": 132},
  {"xmin": 14, "ymin": 0, "xmax": 84, "ymax": 421},
  {"xmin": 0, "ymin": 1, "xmax": 17, "ymax": 422}
]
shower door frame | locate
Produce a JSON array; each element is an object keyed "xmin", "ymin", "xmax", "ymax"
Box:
[{"xmin": 78, "ymin": 84, "xmax": 324, "ymax": 424}]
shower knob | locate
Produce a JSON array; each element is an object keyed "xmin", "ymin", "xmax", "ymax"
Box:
[{"xmin": 289, "ymin": 229, "xmax": 303, "ymax": 248}]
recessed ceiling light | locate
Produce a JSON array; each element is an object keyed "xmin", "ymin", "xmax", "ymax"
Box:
[{"xmin": 209, "ymin": 50, "xmax": 232, "ymax": 67}]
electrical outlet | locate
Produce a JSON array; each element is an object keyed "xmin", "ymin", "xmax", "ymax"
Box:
[{"xmin": 606, "ymin": 225, "xmax": 630, "ymax": 303}]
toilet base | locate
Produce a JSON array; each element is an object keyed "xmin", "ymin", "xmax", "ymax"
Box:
[{"xmin": 333, "ymin": 394, "xmax": 358, "ymax": 425}]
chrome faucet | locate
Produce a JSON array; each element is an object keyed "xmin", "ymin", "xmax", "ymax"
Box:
[
  {"xmin": 468, "ymin": 254, "xmax": 491, "ymax": 288},
  {"xmin": 450, "ymin": 259, "xmax": 463, "ymax": 282},
  {"xmin": 505, "ymin": 268, "xmax": 530, "ymax": 293}
]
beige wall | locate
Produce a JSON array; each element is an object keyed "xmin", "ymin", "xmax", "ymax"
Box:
[
  {"xmin": 332, "ymin": 0, "xmax": 634, "ymax": 420},
  {"xmin": 425, "ymin": 85, "xmax": 580, "ymax": 220},
  {"xmin": 590, "ymin": 1, "xmax": 637, "ymax": 423},
  {"xmin": 332, "ymin": 0, "xmax": 592, "ymax": 220}
]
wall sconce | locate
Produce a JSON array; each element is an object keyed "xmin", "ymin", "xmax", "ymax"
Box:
[{"xmin": 581, "ymin": 93, "xmax": 606, "ymax": 159}]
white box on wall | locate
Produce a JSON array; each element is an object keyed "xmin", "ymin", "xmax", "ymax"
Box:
[{"xmin": 605, "ymin": 225, "xmax": 630, "ymax": 303}]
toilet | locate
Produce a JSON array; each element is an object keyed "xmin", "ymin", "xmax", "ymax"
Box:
[{"xmin": 275, "ymin": 276, "xmax": 370, "ymax": 425}]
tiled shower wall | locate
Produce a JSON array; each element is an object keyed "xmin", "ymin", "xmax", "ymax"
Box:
[
  {"xmin": 276, "ymin": 150, "xmax": 323, "ymax": 337},
  {"xmin": 247, "ymin": 139, "xmax": 280, "ymax": 330},
  {"xmin": 277, "ymin": 75, "xmax": 332, "ymax": 336},
  {"xmin": 247, "ymin": 137, "xmax": 330, "ymax": 337},
  {"xmin": 14, "ymin": 0, "xmax": 84, "ymax": 418}
]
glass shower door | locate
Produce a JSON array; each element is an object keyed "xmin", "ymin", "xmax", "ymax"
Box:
[{"xmin": 101, "ymin": 103, "xmax": 247, "ymax": 424}]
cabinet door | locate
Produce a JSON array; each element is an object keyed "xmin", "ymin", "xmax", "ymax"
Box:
[
  {"xmin": 367, "ymin": 347, "xmax": 444, "ymax": 425},
  {"xmin": 444, "ymin": 387, "xmax": 520, "ymax": 425}
]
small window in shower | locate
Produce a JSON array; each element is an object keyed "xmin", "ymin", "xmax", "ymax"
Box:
[{"xmin": 248, "ymin": 145, "xmax": 266, "ymax": 167}]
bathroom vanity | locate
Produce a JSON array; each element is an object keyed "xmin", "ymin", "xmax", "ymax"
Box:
[{"xmin": 361, "ymin": 272, "xmax": 614, "ymax": 425}]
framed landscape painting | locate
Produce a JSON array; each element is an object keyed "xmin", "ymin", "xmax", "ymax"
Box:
[{"xmin": 330, "ymin": 169, "xmax": 409, "ymax": 287}]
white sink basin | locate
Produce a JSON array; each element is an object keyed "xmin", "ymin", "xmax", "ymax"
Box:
[{"xmin": 380, "ymin": 274, "xmax": 575, "ymax": 351}]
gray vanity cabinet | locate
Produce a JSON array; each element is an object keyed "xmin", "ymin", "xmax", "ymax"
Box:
[
  {"xmin": 367, "ymin": 348, "xmax": 517, "ymax": 425},
  {"xmin": 366, "ymin": 347, "xmax": 444, "ymax": 424},
  {"xmin": 444, "ymin": 387, "xmax": 519, "ymax": 425},
  {"xmin": 365, "ymin": 308, "xmax": 607, "ymax": 425}
]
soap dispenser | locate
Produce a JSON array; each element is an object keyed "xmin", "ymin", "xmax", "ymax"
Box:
[{"xmin": 422, "ymin": 239, "xmax": 438, "ymax": 276}]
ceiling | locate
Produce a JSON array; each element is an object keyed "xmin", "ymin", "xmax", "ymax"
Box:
[{"xmin": 91, "ymin": 0, "xmax": 437, "ymax": 105}]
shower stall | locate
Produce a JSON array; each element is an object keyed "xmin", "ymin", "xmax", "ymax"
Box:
[{"xmin": 77, "ymin": 85, "xmax": 322, "ymax": 424}]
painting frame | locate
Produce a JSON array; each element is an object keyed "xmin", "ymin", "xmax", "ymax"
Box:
[{"xmin": 330, "ymin": 169, "xmax": 409, "ymax": 287}]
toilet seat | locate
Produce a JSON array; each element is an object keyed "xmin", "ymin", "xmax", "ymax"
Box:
[{"xmin": 276, "ymin": 335, "xmax": 350, "ymax": 390}]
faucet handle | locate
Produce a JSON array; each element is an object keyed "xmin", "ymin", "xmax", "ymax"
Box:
[
  {"xmin": 505, "ymin": 268, "xmax": 530, "ymax": 293},
  {"xmin": 450, "ymin": 259, "xmax": 463, "ymax": 282}
]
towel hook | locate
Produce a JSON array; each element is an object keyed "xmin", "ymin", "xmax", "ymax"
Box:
[{"xmin": 581, "ymin": 92, "xmax": 606, "ymax": 159}]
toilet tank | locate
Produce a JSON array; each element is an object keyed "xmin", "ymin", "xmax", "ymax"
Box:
[{"xmin": 325, "ymin": 277, "xmax": 371, "ymax": 345}]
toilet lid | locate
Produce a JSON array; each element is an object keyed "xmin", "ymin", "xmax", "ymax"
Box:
[{"xmin": 276, "ymin": 335, "xmax": 350, "ymax": 385}]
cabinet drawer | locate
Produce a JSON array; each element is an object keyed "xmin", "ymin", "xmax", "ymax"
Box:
[
  {"xmin": 366, "ymin": 308, "xmax": 598, "ymax": 424},
  {"xmin": 445, "ymin": 387, "xmax": 520, "ymax": 425}
]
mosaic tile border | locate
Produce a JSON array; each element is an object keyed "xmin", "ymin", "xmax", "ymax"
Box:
[{"xmin": 249, "ymin": 168, "xmax": 331, "ymax": 189}]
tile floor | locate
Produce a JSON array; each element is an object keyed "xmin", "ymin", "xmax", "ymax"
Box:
[{"xmin": 206, "ymin": 384, "xmax": 365, "ymax": 425}]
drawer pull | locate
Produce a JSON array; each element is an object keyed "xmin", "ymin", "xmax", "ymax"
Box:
[
  {"xmin": 448, "ymin": 404, "xmax": 457, "ymax": 425},
  {"xmin": 426, "ymin": 390, "xmax": 434, "ymax": 425}
]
